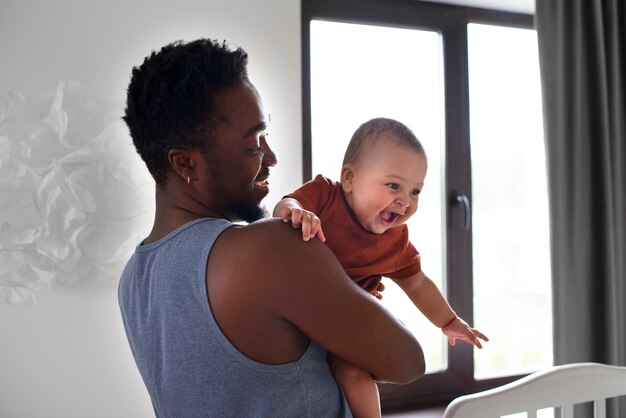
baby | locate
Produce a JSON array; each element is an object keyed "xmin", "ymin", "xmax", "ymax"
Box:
[{"xmin": 273, "ymin": 117, "xmax": 488, "ymax": 418}]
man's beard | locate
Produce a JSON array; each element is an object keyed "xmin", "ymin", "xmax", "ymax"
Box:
[{"xmin": 232, "ymin": 202, "xmax": 269, "ymax": 223}]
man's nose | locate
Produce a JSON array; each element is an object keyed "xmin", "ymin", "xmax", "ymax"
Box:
[{"xmin": 262, "ymin": 141, "xmax": 277, "ymax": 167}]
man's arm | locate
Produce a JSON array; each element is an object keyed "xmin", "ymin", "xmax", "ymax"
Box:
[{"xmin": 207, "ymin": 218, "xmax": 425, "ymax": 385}]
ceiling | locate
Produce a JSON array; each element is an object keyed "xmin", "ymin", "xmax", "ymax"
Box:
[{"xmin": 421, "ymin": 0, "xmax": 535, "ymax": 14}]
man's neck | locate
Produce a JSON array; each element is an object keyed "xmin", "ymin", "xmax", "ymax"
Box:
[{"xmin": 144, "ymin": 185, "xmax": 223, "ymax": 244}]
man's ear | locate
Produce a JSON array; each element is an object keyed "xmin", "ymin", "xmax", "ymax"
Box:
[
  {"xmin": 340, "ymin": 165, "xmax": 355, "ymax": 193},
  {"xmin": 168, "ymin": 148, "xmax": 195, "ymax": 183}
]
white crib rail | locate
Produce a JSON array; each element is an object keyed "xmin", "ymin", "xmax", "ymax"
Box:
[{"xmin": 443, "ymin": 363, "xmax": 626, "ymax": 418}]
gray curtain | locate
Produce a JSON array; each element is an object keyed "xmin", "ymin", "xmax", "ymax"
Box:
[{"xmin": 535, "ymin": 0, "xmax": 626, "ymax": 416}]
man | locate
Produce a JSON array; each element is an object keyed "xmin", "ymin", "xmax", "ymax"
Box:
[{"xmin": 118, "ymin": 38, "xmax": 425, "ymax": 418}]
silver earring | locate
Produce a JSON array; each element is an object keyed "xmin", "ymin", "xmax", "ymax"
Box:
[{"xmin": 187, "ymin": 176, "xmax": 190, "ymax": 185}]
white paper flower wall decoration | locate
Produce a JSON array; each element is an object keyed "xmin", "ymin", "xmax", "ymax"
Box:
[{"xmin": 0, "ymin": 81, "xmax": 153, "ymax": 305}]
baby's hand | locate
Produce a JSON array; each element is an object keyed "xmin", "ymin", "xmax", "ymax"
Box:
[
  {"xmin": 368, "ymin": 281, "xmax": 385, "ymax": 300},
  {"xmin": 442, "ymin": 316, "xmax": 489, "ymax": 349},
  {"xmin": 277, "ymin": 206, "xmax": 326, "ymax": 242}
]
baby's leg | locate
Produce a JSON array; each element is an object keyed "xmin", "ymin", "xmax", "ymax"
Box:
[{"xmin": 328, "ymin": 353, "xmax": 381, "ymax": 418}]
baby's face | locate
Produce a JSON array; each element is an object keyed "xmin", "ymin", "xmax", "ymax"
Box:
[{"xmin": 342, "ymin": 142, "xmax": 427, "ymax": 234}]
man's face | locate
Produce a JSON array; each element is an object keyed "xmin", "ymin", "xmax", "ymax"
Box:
[{"xmin": 202, "ymin": 81, "xmax": 277, "ymax": 222}]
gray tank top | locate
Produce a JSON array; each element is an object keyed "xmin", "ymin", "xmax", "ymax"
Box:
[{"xmin": 118, "ymin": 218, "xmax": 351, "ymax": 418}]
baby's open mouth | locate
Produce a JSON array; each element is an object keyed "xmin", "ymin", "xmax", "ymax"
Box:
[{"xmin": 379, "ymin": 211, "xmax": 400, "ymax": 224}]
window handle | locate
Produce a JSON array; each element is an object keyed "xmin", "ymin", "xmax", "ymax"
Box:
[{"xmin": 452, "ymin": 193, "xmax": 471, "ymax": 232}]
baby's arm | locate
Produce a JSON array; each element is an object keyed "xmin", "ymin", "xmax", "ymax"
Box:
[
  {"xmin": 273, "ymin": 197, "xmax": 326, "ymax": 242},
  {"xmin": 391, "ymin": 271, "xmax": 488, "ymax": 348}
]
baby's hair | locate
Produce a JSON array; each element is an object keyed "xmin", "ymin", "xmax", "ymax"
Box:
[{"xmin": 342, "ymin": 117, "xmax": 426, "ymax": 166}]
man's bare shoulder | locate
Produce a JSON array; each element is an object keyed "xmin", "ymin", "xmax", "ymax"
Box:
[
  {"xmin": 215, "ymin": 217, "xmax": 338, "ymax": 273},
  {"xmin": 232, "ymin": 217, "xmax": 296, "ymax": 235},
  {"xmin": 222, "ymin": 217, "xmax": 320, "ymax": 249}
]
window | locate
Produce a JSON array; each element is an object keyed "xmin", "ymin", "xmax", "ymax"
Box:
[
  {"xmin": 302, "ymin": 0, "xmax": 552, "ymax": 411},
  {"xmin": 310, "ymin": 19, "xmax": 447, "ymax": 373},
  {"xmin": 467, "ymin": 23, "xmax": 552, "ymax": 379}
]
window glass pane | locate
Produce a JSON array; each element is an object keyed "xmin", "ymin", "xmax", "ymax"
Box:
[
  {"xmin": 502, "ymin": 408, "xmax": 555, "ymax": 418},
  {"xmin": 310, "ymin": 20, "xmax": 446, "ymax": 372},
  {"xmin": 468, "ymin": 23, "xmax": 553, "ymax": 378}
]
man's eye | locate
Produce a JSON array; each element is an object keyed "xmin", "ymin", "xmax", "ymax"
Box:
[
  {"xmin": 411, "ymin": 189, "xmax": 421, "ymax": 196},
  {"xmin": 387, "ymin": 183, "xmax": 399, "ymax": 190}
]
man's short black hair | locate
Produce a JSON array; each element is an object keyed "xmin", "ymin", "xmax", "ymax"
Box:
[{"xmin": 123, "ymin": 39, "xmax": 249, "ymax": 185}]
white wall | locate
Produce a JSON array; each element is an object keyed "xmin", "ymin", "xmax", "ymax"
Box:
[{"xmin": 0, "ymin": 1, "xmax": 301, "ymax": 417}]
